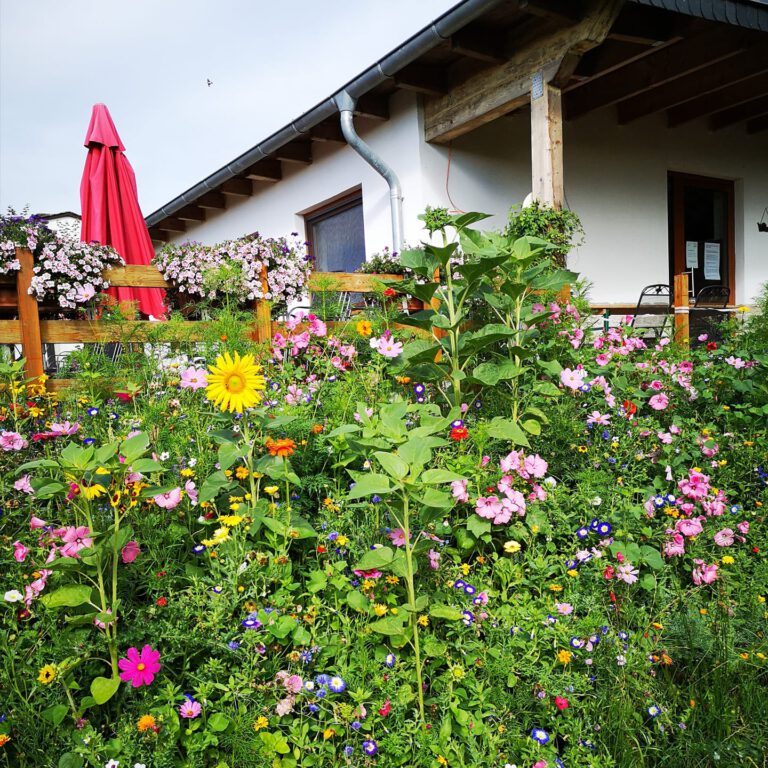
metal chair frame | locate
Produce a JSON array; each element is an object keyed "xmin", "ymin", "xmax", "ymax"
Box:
[{"xmin": 630, "ymin": 283, "xmax": 672, "ymax": 339}]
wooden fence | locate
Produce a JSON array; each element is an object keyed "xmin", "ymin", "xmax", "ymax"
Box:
[{"xmin": 1, "ymin": 247, "xmax": 700, "ymax": 386}]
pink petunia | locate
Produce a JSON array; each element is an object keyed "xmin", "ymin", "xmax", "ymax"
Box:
[
  {"xmin": 118, "ymin": 644, "xmax": 161, "ymax": 687},
  {"xmin": 648, "ymin": 393, "xmax": 669, "ymax": 411},
  {"xmin": 13, "ymin": 541, "xmax": 29, "ymax": 562},
  {"xmin": 30, "ymin": 515, "xmax": 47, "ymax": 529},
  {"xmin": 0, "ymin": 431, "xmax": 28, "ymax": 451},
  {"xmin": 675, "ymin": 517, "xmax": 703, "ymax": 538},
  {"xmin": 428, "ymin": 549, "xmax": 441, "ymax": 570},
  {"xmin": 737, "ymin": 521, "xmax": 749, "ymax": 535},
  {"xmin": 523, "ymin": 454, "xmax": 548, "ymax": 479},
  {"xmin": 121, "ymin": 540, "xmax": 141, "ymax": 564},
  {"xmin": 283, "ymin": 674, "xmax": 303, "ymax": 694},
  {"xmin": 14, "ymin": 475, "xmax": 34, "ymax": 494},
  {"xmin": 713, "ymin": 528, "xmax": 734, "ymax": 547},
  {"xmin": 663, "ymin": 533, "xmax": 685, "ymax": 557},
  {"xmin": 451, "ymin": 479, "xmax": 469, "ymax": 503},
  {"xmin": 692, "ymin": 559, "xmax": 718, "ymax": 585},
  {"xmin": 154, "ymin": 487, "xmax": 182, "ymax": 509},
  {"xmin": 185, "ymin": 479, "xmax": 198, "ymax": 505}
]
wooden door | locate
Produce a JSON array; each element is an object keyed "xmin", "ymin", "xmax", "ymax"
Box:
[{"xmin": 668, "ymin": 172, "xmax": 735, "ymax": 304}]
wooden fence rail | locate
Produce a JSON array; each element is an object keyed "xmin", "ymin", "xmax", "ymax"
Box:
[{"xmin": 2, "ymin": 247, "xmax": 699, "ymax": 384}]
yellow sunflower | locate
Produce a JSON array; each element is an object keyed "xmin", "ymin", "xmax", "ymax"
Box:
[
  {"xmin": 37, "ymin": 665, "xmax": 57, "ymax": 684},
  {"xmin": 206, "ymin": 351, "xmax": 266, "ymax": 413}
]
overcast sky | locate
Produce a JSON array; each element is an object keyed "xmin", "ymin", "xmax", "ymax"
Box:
[{"xmin": 0, "ymin": 0, "xmax": 457, "ymax": 217}]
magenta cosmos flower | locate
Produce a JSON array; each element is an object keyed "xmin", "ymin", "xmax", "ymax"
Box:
[
  {"xmin": 179, "ymin": 699, "xmax": 202, "ymax": 718},
  {"xmin": 118, "ymin": 644, "xmax": 161, "ymax": 687}
]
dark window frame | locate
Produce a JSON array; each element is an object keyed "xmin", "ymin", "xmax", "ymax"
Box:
[{"xmin": 303, "ymin": 187, "xmax": 364, "ymax": 272}]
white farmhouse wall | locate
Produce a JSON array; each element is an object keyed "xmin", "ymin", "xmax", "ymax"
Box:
[
  {"xmin": 419, "ymin": 106, "xmax": 768, "ymax": 304},
  {"xmin": 169, "ymin": 91, "xmax": 426, "ymax": 256}
]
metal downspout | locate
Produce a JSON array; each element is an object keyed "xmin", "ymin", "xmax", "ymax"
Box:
[{"xmin": 335, "ymin": 90, "xmax": 404, "ymax": 252}]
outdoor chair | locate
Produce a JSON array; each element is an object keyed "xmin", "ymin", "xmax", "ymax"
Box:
[
  {"xmin": 690, "ymin": 285, "xmax": 730, "ymax": 345},
  {"xmin": 286, "ymin": 290, "xmax": 355, "ymax": 322},
  {"xmin": 629, "ymin": 283, "xmax": 671, "ymax": 339}
]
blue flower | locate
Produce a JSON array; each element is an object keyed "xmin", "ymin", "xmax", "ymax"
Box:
[
  {"xmin": 371, "ymin": 495, "xmax": 382, "ymax": 504},
  {"xmin": 83, "ymin": 437, "xmax": 96, "ymax": 445},
  {"xmin": 474, "ymin": 400, "xmax": 482, "ymax": 409},
  {"xmin": 576, "ymin": 527, "xmax": 589, "ymax": 539},
  {"xmin": 316, "ymin": 688, "xmax": 327, "ymax": 699},
  {"xmin": 570, "ymin": 637, "xmax": 584, "ymax": 649},
  {"xmin": 729, "ymin": 505, "xmax": 740, "ymax": 515},
  {"xmin": 241, "ymin": 618, "xmax": 261, "ymax": 630},
  {"xmin": 384, "ymin": 653, "xmax": 396, "ymax": 668},
  {"xmin": 343, "ymin": 746, "xmax": 354, "ymax": 757},
  {"xmin": 192, "ymin": 544, "xmax": 206, "ymax": 555},
  {"xmin": 564, "ymin": 559, "xmax": 577, "ymax": 570},
  {"xmin": 316, "ymin": 673, "xmax": 330, "ymax": 686},
  {"xmin": 308, "ymin": 703, "xmax": 319, "ymax": 712},
  {"xmin": 351, "ymin": 720, "xmax": 362, "ymax": 730},
  {"xmin": 450, "ymin": 419, "xmax": 464, "ymax": 429},
  {"xmin": 531, "ymin": 727, "xmax": 550, "ymax": 745},
  {"xmin": 653, "ymin": 495, "xmax": 666, "ymax": 508},
  {"xmin": 211, "ymin": 586, "xmax": 223, "ymax": 594},
  {"xmin": 328, "ymin": 676, "xmax": 346, "ymax": 693},
  {"xmin": 453, "ymin": 579, "xmax": 467, "ymax": 590},
  {"xmin": 416, "ymin": 396, "xmax": 425, "ymax": 404},
  {"xmin": 461, "ymin": 611, "xmax": 474, "ymax": 626},
  {"xmin": 647, "ymin": 705, "xmax": 661, "ymax": 718},
  {"xmin": 618, "ymin": 631, "xmax": 629, "ymax": 640},
  {"xmin": 413, "ymin": 384, "xmax": 425, "ymax": 395},
  {"xmin": 87, "ymin": 407, "xmax": 99, "ymax": 416},
  {"xmin": 579, "ymin": 383, "xmax": 591, "ymax": 392},
  {"xmin": 227, "ymin": 640, "xmax": 240, "ymax": 650},
  {"xmin": 362, "ymin": 740, "xmax": 378, "ymax": 756},
  {"xmin": 589, "ymin": 517, "xmax": 600, "ymax": 531},
  {"xmin": 597, "ymin": 521, "xmax": 612, "ymax": 536},
  {"xmin": 463, "ymin": 584, "xmax": 476, "ymax": 596}
]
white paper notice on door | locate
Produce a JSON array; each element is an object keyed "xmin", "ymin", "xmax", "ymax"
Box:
[
  {"xmin": 703, "ymin": 242, "xmax": 721, "ymax": 280},
  {"xmin": 685, "ymin": 241, "xmax": 698, "ymax": 268}
]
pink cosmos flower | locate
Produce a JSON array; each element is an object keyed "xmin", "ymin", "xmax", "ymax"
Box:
[
  {"xmin": 560, "ymin": 367, "xmax": 587, "ymax": 391},
  {"xmin": 713, "ymin": 528, "xmax": 734, "ymax": 547},
  {"xmin": 387, "ymin": 528, "xmax": 409, "ymax": 547},
  {"xmin": 616, "ymin": 563, "xmax": 639, "ymax": 584},
  {"xmin": 648, "ymin": 393, "xmax": 669, "ymax": 411},
  {"xmin": 555, "ymin": 602, "xmax": 573, "ymax": 615},
  {"xmin": 118, "ymin": 644, "xmax": 161, "ymax": 687},
  {"xmin": 13, "ymin": 541, "xmax": 29, "ymax": 562},
  {"xmin": 24, "ymin": 569, "xmax": 51, "ymax": 605},
  {"xmin": 375, "ymin": 335, "xmax": 403, "ymax": 358},
  {"xmin": 179, "ymin": 699, "xmax": 202, "ymax": 718},
  {"xmin": 669, "ymin": 424, "xmax": 682, "ymax": 434},
  {"xmin": 60, "ymin": 526, "xmax": 93, "ymax": 558},
  {"xmin": 586, "ymin": 411, "xmax": 611, "ymax": 426},
  {"xmin": 121, "ymin": 540, "xmax": 141, "ymax": 564},
  {"xmin": 185, "ymin": 479, "xmax": 198, "ymax": 505},
  {"xmin": 14, "ymin": 475, "xmax": 34, "ymax": 494},
  {"xmin": 154, "ymin": 487, "xmax": 182, "ymax": 509},
  {"xmin": 451, "ymin": 479, "xmax": 469, "ymax": 503},
  {"xmin": 678, "ymin": 361, "xmax": 693, "ymax": 374},
  {"xmin": 0, "ymin": 431, "xmax": 28, "ymax": 451},
  {"xmin": 428, "ymin": 549, "xmax": 441, "ymax": 570},
  {"xmin": 179, "ymin": 366, "xmax": 208, "ymax": 390},
  {"xmin": 692, "ymin": 559, "xmax": 718, "ymax": 585}
]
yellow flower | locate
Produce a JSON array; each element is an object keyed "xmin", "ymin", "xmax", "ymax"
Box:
[
  {"xmin": 700, "ymin": 608, "xmax": 708, "ymax": 615},
  {"xmin": 218, "ymin": 515, "xmax": 243, "ymax": 527},
  {"xmin": 0, "ymin": 734, "xmax": 10, "ymax": 747},
  {"xmin": 336, "ymin": 534, "xmax": 349, "ymax": 547},
  {"xmin": 737, "ymin": 305, "xmax": 750, "ymax": 312},
  {"xmin": 721, "ymin": 555, "xmax": 734, "ymax": 565},
  {"xmin": 137, "ymin": 714, "xmax": 156, "ymax": 732},
  {"xmin": 577, "ymin": 446, "xmax": 588, "ymax": 453},
  {"xmin": 373, "ymin": 604, "xmax": 388, "ymax": 617},
  {"xmin": 80, "ymin": 483, "xmax": 106, "ymax": 500},
  {"xmin": 567, "ymin": 569, "xmax": 579, "ymax": 578},
  {"xmin": 758, "ymin": 596, "xmax": 766, "ymax": 604},
  {"xmin": 206, "ymin": 351, "xmax": 266, "ymax": 413},
  {"xmin": 757, "ymin": 653, "xmax": 766, "ymax": 660},
  {"xmin": 323, "ymin": 727, "xmax": 336, "ymax": 740},
  {"xmin": 253, "ymin": 716, "xmax": 269, "ymax": 731},
  {"xmin": 385, "ymin": 575, "xmax": 399, "ymax": 585},
  {"xmin": 356, "ymin": 319, "xmax": 373, "ymax": 337},
  {"xmin": 740, "ymin": 652, "xmax": 750, "ymax": 660},
  {"xmin": 390, "ymin": 607, "xmax": 398, "ymax": 615},
  {"xmin": 504, "ymin": 540, "xmax": 521, "ymax": 554},
  {"xmin": 37, "ymin": 665, "xmax": 57, "ymax": 684},
  {"xmin": 549, "ymin": 584, "xmax": 563, "ymax": 593},
  {"xmin": 264, "ymin": 486, "xmax": 279, "ymax": 496},
  {"xmin": 418, "ymin": 615, "xmax": 429, "ymax": 627},
  {"xmin": 652, "ymin": 622, "xmax": 664, "ymax": 630},
  {"xmin": 450, "ymin": 664, "xmax": 466, "ymax": 680},
  {"xmin": 557, "ymin": 650, "xmax": 572, "ymax": 664},
  {"xmin": 180, "ymin": 467, "xmax": 195, "ymax": 477},
  {"xmin": 459, "ymin": 563, "xmax": 470, "ymax": 576},
  {"xmin": 235, "ymin": 466, "xmax": 250, "ymax": 480},
  {"xmin": 27, "ymin": 406, "xmax": 44, "ymax": 417},
  {"xmin": 437, "ymin": 757, "xmax": 448, "ymax": 766}
]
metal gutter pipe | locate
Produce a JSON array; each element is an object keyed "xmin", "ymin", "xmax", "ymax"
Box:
[
  {"xmin": 145, "ymin": 0, "xmax": 506, "ymax": 228},
  {"xmin": 335, "ymin": 91, "xmax": 404, "ymax": 252}
]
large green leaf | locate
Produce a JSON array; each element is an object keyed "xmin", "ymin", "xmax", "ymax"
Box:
[
  {"xmin": 90, "ymin": 675, "xmax": 120, "ymax": 705},
  {"xmin": 208, "ymin": 713, "xmax": 231, "ymax": 732},
  {"xmin": 217, "ymin": 442, "xmax": 242, "ymax": 472},
  {"xmin": 41, "ymin": 585, "xmax": 93, "ymax": 609},
  {"xmin": 472, "ymin": 360, "xmax": 523, "ymax": 386},
  {"xmin": 58, "ymin": 754, "xmax": 84, "ymax": 768},
  {"xmin": 486, "ymin": 417, "xmax": 530, "ymax": 447},
  {"xmin": 352, "ymin": 546, "xmax": 395, "ymax": 572},
  {"xmin": 420, "ymin": 469, "xmax": 466, "ymax": 484},
  {"xmin": 41, "ymin": 704, "xmax": 69, "ymax": 726},
  {"xmin": 120, "ymin": 432, "xmax": 149, "ymax": 462},
  {"xmin": 374, "ymin": 451, "xmax": 409, "ymax": 481},
  {"xmin": 369, "ymin": 613, "xmax": 408, "ymax": 636},
  {"xmin": 347, "ymin": 473, "xmax": 393, "ymax": 499},
  {"xmin": 199, "ymin": 470, "xmax": 230, "ymax": 503},
  {"xmin": 467, "ymin": 515, "xmax": 492, "ymax": 538},
  {"xmin": 429, "ymin": 604, "xmax": 464, "ymax": 621}
]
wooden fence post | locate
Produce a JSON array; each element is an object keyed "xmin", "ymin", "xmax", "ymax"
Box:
[
  {"xmin": 673, "ymin": 272, "xmax": 690, "ymax": 347},
  {"xmin": 16, "ymin": 248, "xmax": 44, "ymax": 381},
  {"xmin": 253, "ymin": 264, "xmax": 272, "ymax": 344}
]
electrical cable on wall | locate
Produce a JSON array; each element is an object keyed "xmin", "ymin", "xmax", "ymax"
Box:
[{"xmin": 445, "ymin": 142, "xmax": 465, "ymax": 214}]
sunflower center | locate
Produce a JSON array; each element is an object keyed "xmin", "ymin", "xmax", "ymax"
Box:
[
  {"xmin": 137, "ymin": 663, "xmax": 146, "ymax": 671},
  {"xmin": 225, "ymin": 373, "xmax": 245, "ymax": 393}
]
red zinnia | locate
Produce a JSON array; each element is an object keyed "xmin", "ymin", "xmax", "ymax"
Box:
[
  {"xmin": 378, "ymin": 699, "xmax": 391, "ymax": 717},
  {"xmin": 156, "ymin": 597, "xmax": 168, "ymax": 607},
  {"xmin": 622, "ymin": 400, "xmax": 637, "ymax": 416},
  {"xmin": 451, "ymin": 426, "xmax": 469, "ymax": 441},
  {"xmin": 383, "ymin": 288, "xmax": 397, "ymax": 297},
  {"xmin": 706, "ymin": 342, "xmax": 718, "ymax": 351},
  {"xmin": 554, "ymin": 696, "xmax": 569, "ymax": 710}
]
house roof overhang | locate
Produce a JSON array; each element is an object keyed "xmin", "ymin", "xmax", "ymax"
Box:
[{"xmin": 146, "ymin": 0, "xmax": 768, "ymax": 242}]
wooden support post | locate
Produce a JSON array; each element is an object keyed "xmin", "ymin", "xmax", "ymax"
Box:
[
  {"xmin": 253, "ymin": 265, "xmax": 272, "ymax": 344},
  {"xmin": 16, "ymin": 248, "xmax": 44, "ymax": 381},
  {"xmin": 530, "ymin": 81, "xmax": 564, "ymax": 210},
  {"xmin": 673, "ymin": 272, "xmax": 690, "ymax": 347}
]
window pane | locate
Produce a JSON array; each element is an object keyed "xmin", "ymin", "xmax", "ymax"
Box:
[{"xmin": 310, "ymin": 203, "xmax": 365, "ymax": 272}]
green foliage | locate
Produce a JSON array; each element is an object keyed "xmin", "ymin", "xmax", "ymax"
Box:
[{"xmin": 505, "ymin": 200, "xmax": 584, "ymax": 268}]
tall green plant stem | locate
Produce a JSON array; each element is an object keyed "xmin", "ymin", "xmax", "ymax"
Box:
[{"xmin": 399, "ymin": 493, "xmax": 425, "ymax": 722}]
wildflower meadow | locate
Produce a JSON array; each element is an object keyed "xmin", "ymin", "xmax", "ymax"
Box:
[{"xmin": 1, "ymin": 210, "xmax": 767, "ymax": 768}]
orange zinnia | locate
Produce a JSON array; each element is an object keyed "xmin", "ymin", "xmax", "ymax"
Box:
[
  {"xmin": 265, "ymin": 437, "xmax": 296, "ymax": 458},
  {"xmin": 137, "ymin": 714, "xmax": 156, "ymax": 732}
]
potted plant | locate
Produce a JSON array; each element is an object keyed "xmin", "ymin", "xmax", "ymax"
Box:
[
  {"xmin": 505, "ymin": 200, "xmax": 584, "ymax": 268},
  {"xmin": 357, "ymin": 246, "xmax": 423, "ymax": 311}
]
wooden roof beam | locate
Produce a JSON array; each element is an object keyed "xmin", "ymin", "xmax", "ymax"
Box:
[
  {"xmin": 607, "ymin": 4, "xmax": 683, "ymax": 45},
  {"xmin": 424, "ymin": 0, "xmax": 622, "ymax": 144},
  {"xmin": 148, "ymin": 227, "xmax": 170, "ymax": 243},
  {"xmin": 747, "ymin": 113, "xmax": 768, "ymax": 133},
  {"xmin": 175, "ymin": 205, "xmax": 206, "ymax": 222},
  {"xmin": 157, "ymin": 217, "xmax": 185, "ymax": 233},
  {"xmin": 220, "ymin": 177, "xmax": 253, "ymax": 196},
  {"xmin": 394, "ymin": 63, "xmax": 447, "ymax": 96},
  {"xmin": 520, "ymin": 0, "xmax": 583, "ymax": 26},
  {"xmin": 565, "ymin": 28, "xmax": 752, "ymax": 119},
  {"xmin": 710, "ymin": 94, "xmax": 768, "ymax": 130},
  {"xmin": 667, "ymin": 72, "xmax": 768, "ymax": 126},
  {"xmin": 449, "ymin": 27, "xmax": 506, "ymax": 64},
  {"xmin": 273, "ymin": 141, "xmax": 312, "ymax": 164},
  {"xmin": 617, "ymin": 44, "xmax": 768, "ymax": 123},
  {"xmin": 244, "ymin": 158, "xmax": 282, "ymax": 182},
  {"xmin": 310, "ymin": 120, "xmax": 346, "ymax": 142},
  {"xmin": 354, "ymin": 94, "xmax": 389, "ymax": 121},
  {"xmin": 197, "ymin": 191, "xmax": 227, "ymax": 209}
]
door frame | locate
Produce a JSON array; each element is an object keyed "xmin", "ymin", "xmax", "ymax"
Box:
[{"xmin": 668, "ymin": 171, "xmax": 735, "ymax": 304}]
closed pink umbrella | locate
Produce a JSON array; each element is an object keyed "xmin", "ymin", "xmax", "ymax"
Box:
[{"xmin": 80, "ymin": 103, "xmax": 166, "ymax": 318}]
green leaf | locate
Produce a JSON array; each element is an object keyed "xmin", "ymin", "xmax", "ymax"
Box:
[
  {"xmin": 521, "ymin": 419, "xmax": 541, "ymax": 436},
  {"xmin": 369, "ymin": 614, "xmax": 408, "ymax": 636},
  {"xmin": 467, "ymin": 515, "xmax": 492, "ymax": 538},
  {"xmin": 641, "ymin": 546, "xmax": 664, "ymax": 571},
  {"xmin": 352, "ymin": 546, "xmax": 395, "ymax": 572},
  {"xmin": 347, "ymin": 473, "xmax": 393, "ymax": 499},
  {"xmin": 218, "ymin": 442, "xmax": 242, "ymax": 472},
  {"xmin": 260, "ymin": 731, "xmax": 290, "ymax": 755},
  {"xmin": 293, "ymin": 625, "xmax": 312, "ymax": 646},
  {"xmin": 420, "ymin": 469, "xmax": 466, "ymax": 484},
  {"xmin": 58, "ymin": 754, "xmax": 85, "ymax": 768},
  {"xmin": 129, "ymin": 458, "xmax": 164, "ymax": 473},
  {"xmin": 94, "ymin": 442, "xmax": 119, "ymax": 465},
  {"xmin": 429, "ymin": 605, "xmax": 464, "ymax": 621},
  {"xmin": 199, "ymin": 470, "xmax": 230, "ymax": 503},
  {"xmin": 41, "ymin": 704, "xmax": 69, "ymax": 726},
  {"xmin": 41, "ymin": 585, "xmax": 93, "ymax": 609},
  {"xmin": 346, "ymin": 590, "xmax": 370, "ymax": 613},
  {"xmin": 306, "ymin": 570, "xmax": 328, "ymax": 593},
  {"xmin": 533, "ymin": 380, "xmax": 562, "ymax": 397},
  {"xmin": 34, "ymin": 481, "xmax": 67, "ymax": 498},
  {"xmin": 208, "ymin": 713, "xmax": 230, "ymax": 732},
  {"xmin": 90, "ymin": 676, "xmax": 120, "ymax": 705},
  {"xmin": 472, "ymin": 360, "xmax": 523, "ymax": 386},
  {"xmin": 16, "ymin": 458, "xmax": 60, "ymax": 472},
  {"xmin": 120, "ymin": 432, "xmax": 149, "ymax": 462},
  {"xmin": 373, "ymin": 451, "xmax": 409, "ymax": 480},
  {"xmin": 486, "ymin": 417, "xmax": 530, "ymax": 447}
]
